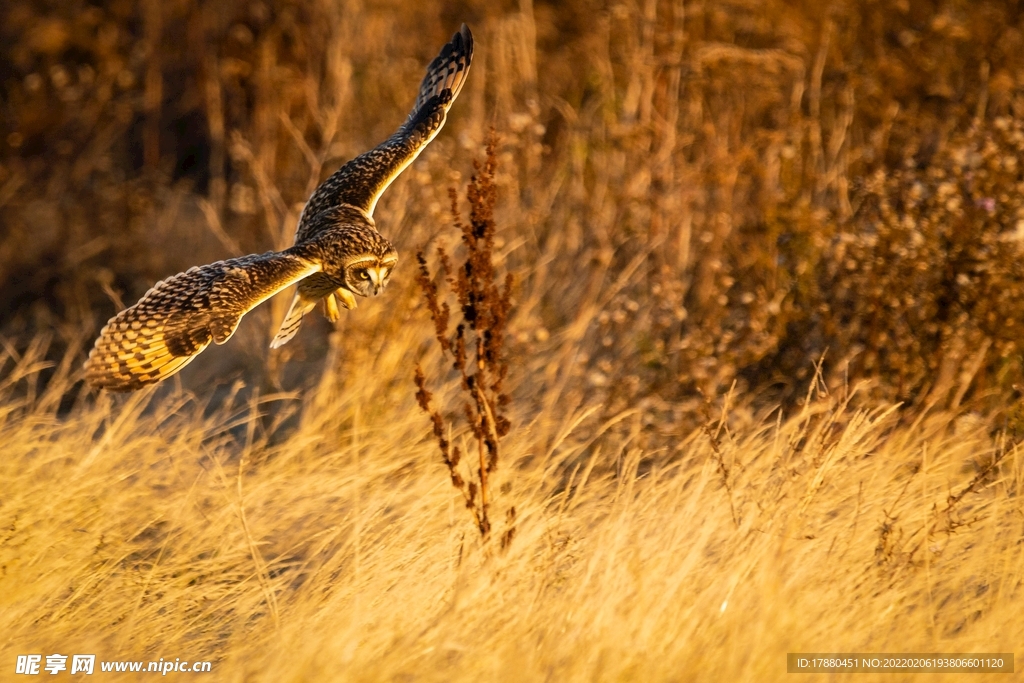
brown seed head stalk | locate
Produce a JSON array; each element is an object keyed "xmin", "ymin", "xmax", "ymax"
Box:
[{"xmin": 414, "ymin": 132, "xmax": 515, "ymax": 546}]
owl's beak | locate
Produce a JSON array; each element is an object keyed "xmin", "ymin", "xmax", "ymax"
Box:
[{"xmin": 368, "ymin": 266, "xmax": 386, "ymax": 296}]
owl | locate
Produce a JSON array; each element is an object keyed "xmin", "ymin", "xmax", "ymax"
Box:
[{"xmin": 84, "ymin": 25, "xmax": 473, "ymax": 391}]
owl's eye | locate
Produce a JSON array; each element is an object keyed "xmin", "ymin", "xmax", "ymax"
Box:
[{"xmin": 358, "ymin": 270, "xmax": 369, "ymax": 280}]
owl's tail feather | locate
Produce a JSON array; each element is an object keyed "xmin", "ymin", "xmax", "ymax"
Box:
[{"xmin": 270, "ymin": 291, "xmax": 318, "ymax": 348}]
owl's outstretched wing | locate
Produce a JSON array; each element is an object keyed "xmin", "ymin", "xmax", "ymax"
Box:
[
  {"xmin": 84, "ymin": 252, "xmax": 320, "ymax": 391},
  {"xmin": 295, "ymin": 24, "xmax": 473, "ymax": 242}
]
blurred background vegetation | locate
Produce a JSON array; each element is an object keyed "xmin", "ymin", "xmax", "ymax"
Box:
[
  {"xmin": 3, "ymin": 0, "xmax": 1024, "ymax": 419},
  {"xmin": 3, "ymin": 5, "xmax": 1023, "ymax": 675}
]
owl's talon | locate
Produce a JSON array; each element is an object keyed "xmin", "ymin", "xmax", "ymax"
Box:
[
  {"xmin": 334, "ymin": 288, "xmax": 358, "ymax": 310},
  {"xmin": 82, "ymin": 25, "xmax": 473, "ymax": 390},
  {"xmin": 323, "ymin": 293, "xmax": 341, "ymax": 322}
]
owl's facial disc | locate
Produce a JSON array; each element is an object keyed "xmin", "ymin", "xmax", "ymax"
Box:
[{"xmin": 347, "ymin": 256, "xmax": 396, "ymax": 297}]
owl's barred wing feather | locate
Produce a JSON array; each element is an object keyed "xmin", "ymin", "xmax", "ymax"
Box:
[
  {"xmin": 84, "ymin": 252, "xmax": 320, "ymax": 391},
  {"xmin": 85, "ymin": 26, "xmax": 471, "ymax": 391},
  {"xmin": 409, "ymin": 24, "xmax": 474, "ymax": 125},
  {"xmin": 295, "ymin": 24, "xmax": 473, "ymax": 241}
]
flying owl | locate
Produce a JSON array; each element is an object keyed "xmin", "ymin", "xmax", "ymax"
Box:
[{"xmin": 84, "ymin": 25, "xmax": 473, "ymax": 391}]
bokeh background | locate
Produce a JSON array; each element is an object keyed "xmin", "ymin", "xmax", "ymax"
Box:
[
  {"xmin": 2, "ymin": 1, "xmax": 1023, "ymax": 681},
  {"xmin": 4, "ymin": 0, "xmax": 1024, "ymax": 412}
]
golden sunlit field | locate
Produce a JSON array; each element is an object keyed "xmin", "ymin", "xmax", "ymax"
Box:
[{"xmin": 2, "ymin": 0, "xmax": 1024, "ymax": 680}]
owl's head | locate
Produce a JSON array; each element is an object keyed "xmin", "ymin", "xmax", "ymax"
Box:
[
  {"xmin": 343, "ymin": 250, "xmax": 398, "ymax": 297},
  {"xmin": 318, "ymin": 225, "xmax": 398, "ymax": 297}
]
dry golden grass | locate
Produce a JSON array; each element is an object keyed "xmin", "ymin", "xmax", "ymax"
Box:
[
  {"xmin": 3, "ymin": 1, "xmax": 1024, "ymax": 680},
  {"xmin": 1, "ymin": 342, "xmax": 1021, "ymax": 681}
]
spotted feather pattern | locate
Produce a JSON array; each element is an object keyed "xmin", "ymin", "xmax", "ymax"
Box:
[
  {"xmin": 85, "ymin": 252, "xmax": 319, "ymax": 391},
  {"xmin": 270, "ymin": 221, "xmax": 395, "ymax": 348},
  {"xmin": 295, "ymin": 23, "xmax": 474, "ymax": 241},
  {"xmin": 84, "ymin": 26, "xmax": 473, "ymax": 391}
]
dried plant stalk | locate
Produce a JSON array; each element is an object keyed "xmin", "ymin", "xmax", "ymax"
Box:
[{"xmin": 414, "ymin": 133, "xmax": 515, "ymax": 547}]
